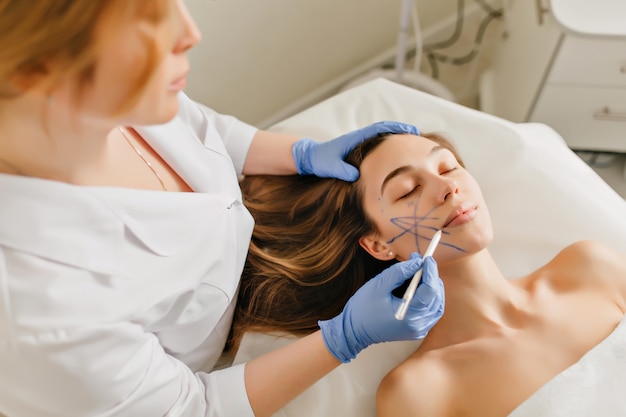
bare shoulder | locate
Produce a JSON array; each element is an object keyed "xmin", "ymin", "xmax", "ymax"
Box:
[
  {"xmin": 552, "ymin": 240, "xmax": 626, "ymax": 273},
  {"xmin": 376, "ymin": 354, "xmax": 454, "ymax": 417},
  {"xmin": 548, "ymin": 240, "xmax": 626, "ymax": 297}
]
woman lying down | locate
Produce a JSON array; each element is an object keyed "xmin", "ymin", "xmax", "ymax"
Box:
[{"xmin": 231, "ymin": 131, "xmax": 626, "ymax": 416}]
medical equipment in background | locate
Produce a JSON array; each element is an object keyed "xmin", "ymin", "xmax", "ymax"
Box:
[
  {"xmin": 481, "ymin": 0, "xmax": 626, "ymax": 176},
  {"xmin": 341, "ymin": 0, "xmax": 502, "ymax": 103},
  {"xmin": 341, "ymin": 0, "xmax": 455, "ymax": 101}
]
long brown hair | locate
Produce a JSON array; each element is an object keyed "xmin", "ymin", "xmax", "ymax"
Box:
[
  {"xmin": 229, "ymin": 132, "xmax": 463, "ymax": 351},
  {"xmin": 0, "ymin": 0, "xmax": 171, "ymax": 113}
]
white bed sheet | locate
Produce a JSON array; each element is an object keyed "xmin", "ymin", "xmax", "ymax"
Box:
[{"xmin": 234, "ymin": 78, "xmax": 626, "ymax": 417}]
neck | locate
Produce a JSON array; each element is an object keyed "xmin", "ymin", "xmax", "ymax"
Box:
[
  {"xmin": 431, "ymin": 249, "xmax": 533, "ymax": 342},
  {"xmin": 0, "ymin": 92, "xmax": 114, "ymax": 182}
]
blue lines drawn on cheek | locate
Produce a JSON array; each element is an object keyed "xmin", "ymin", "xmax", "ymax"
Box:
[
  {"xmin": 438, "ymin": 229, "xmax": 467, "ymax": 253},
  {"xmin": 386, "ymin": 195, "xmax": 466, "ymax": 254}
]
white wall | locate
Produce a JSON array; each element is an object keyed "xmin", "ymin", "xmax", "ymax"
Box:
[{"xmin": 185, "ymin": 0, "xmax": 464, "ymax": 126}]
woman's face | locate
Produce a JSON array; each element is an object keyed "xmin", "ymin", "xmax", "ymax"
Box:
[
  {"xmin": 54, "ymin": 0, "xmax": 201, "ymax": 126},
  {"xmin": 358, "ymin": 134, "xmax": 493, "ymax": 266}
]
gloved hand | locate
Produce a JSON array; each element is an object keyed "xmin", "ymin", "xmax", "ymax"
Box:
[
  {"xmin": 292, "ymin": 121, "xmax": 420, "ymax": 181},
  {"xmin": 319, "ymin": 255, "xmax": 444, "ymax": 363}
]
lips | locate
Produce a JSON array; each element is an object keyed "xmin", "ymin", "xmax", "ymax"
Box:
[
  {"xmin": 443, "ymin": 202, "xmax": 478, "ymax": 228},
  {"xmin": 169, "ymin": 76, "xmax": 187, "ymax": 90},
  {"xmin": 169, "ymin": 69, "xmax": 189, "ymax": 90}
]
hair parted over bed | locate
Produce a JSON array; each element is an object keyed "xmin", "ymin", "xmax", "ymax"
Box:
[{"xmin": 228, "ymin": 132, "xmax": 463, "ymax": 351}]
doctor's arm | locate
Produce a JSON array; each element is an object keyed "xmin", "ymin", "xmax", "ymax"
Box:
[
  {"xmin": 0, "ymin": 259, "xmax": 443, "ymax": 417},
  {"xmin": 241, "ymin": 130, "xmax": 300, "ymax": 176},
  {"xmin": 242, "ymin": 121, "xmax": 420, "ymax": 181},
  {"xmin": 0, "ymin": 321, "xmax": 336, "ymax": 417},
  {"xmin": 244, "ymin": 331, "xmax": 340, "ymax": 417},
  {"xmin": 246, "ymin": 255, "xmax": 446, "ymax": 416},
  {"xmin": 180, "ymin": 93, "xmax": 418, "ymax": 181}
]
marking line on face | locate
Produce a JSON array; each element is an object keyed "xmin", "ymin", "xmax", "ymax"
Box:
[{"xmin": 385, "ymin": 194, "xmax": 466, "ymax": 254}]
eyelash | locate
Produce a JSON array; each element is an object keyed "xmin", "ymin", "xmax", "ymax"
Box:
[
  {"xmin": 399, "ymin": 186, "xmax": 420, "ymax": 200},
  {"xmin": 398, "ymin": 166, "xmax": 458, "ymax": 200}
]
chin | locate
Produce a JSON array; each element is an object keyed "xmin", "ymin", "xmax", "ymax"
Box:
[
  {"xmin": 137, "ymin": 101, "xmax": 180, "ymax": 125},
  {"xmin": 469, "ymin": 222, "xmax": 494, "ymax": 249},
  {"xmin": 437, "ymin": 233, "xmax": 492, "ymax": 267},
  {"xmin": 443, "ymin": 224, "xmax": 493, "ymax": 260},
  {"xmin": 475, "ymin": 231, "xmax": 494, "ymax": 252},
  {"xmin": 158, "ymin": 95, "xmax": 181, "ymax": 119},
  {"xmin": 159, "ymin": 107, "xmax": 180, "ymax": 123}
]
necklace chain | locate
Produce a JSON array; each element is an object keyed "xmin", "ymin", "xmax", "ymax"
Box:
[
  {"xmin": 118, "ymin": 127, "xmax": 168, "ymax": 192},
  {"xmin": 0, "ymin": 128, "xmax": 169, "ymax": 192}
]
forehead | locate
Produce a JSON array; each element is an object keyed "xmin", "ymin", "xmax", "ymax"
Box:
[
  {"xmin": 360, "ymin": 135, "xmax": 438, "ymax": 175},
  {"xmin": 358, "ymin": 135, "xmax": 441, "ymax": 197}
]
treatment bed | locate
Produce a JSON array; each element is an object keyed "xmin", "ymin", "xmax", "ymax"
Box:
[{"xmin": 233, "ymin": 78, "xmax": 626, "ymax": 417}]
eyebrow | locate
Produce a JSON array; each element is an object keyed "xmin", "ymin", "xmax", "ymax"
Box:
[{"xmin": 379, "ymin": 145, "xmax": 447, "ymax": 195}]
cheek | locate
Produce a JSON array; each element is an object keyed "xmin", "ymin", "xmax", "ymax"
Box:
[
  {"xmin": 74, "ymin": 57, "xmax": 142, "ymax": 118},
  {"xmin": 366, "ymin": 202, "xmax": 402, "ymax": 244},
  {"xmin": 374, "ymin": 205, "xmax": 440, "ymax": 257}
]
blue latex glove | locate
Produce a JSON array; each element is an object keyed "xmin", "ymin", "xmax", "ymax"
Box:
[
  {"xmin": 319, "ymin": 255, "xmax": 444, "ymax": 363},
  {"xmin": 292, "ymin": 121, "xmax": 420, "ymax": 181}
]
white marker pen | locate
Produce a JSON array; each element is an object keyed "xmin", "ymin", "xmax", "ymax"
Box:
[{"xmin": 395, "ymin": 229, "xmax": 442, "ymax": 320}]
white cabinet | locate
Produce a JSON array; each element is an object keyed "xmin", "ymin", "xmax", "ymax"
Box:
[{"xmin": 480, "ymin": 0, "xmax": 626, "ymax": 153}]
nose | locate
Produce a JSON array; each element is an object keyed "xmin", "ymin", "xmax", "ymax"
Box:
[
  {"xmin": 173, "ymin": 0, "xmax": 202, "ymax": 53},
  {"xmin": 438, "ymin": 177, "xmax": 459, "ymax": 203}
]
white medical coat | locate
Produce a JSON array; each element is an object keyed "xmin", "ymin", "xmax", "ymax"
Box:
[{"xmin": 0, "ymin": 93, "xmax": 257, "ymax": 416}]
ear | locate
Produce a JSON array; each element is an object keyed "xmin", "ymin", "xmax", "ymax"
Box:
[{"xmin": 359, "ymin": 233, "xmax": 394, "ymax": 261}]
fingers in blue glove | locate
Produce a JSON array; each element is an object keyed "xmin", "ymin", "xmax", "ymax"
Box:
[
  {"xmin": 292, "ymin": 121, "xmax": 420, "ymax": 182},
  {"xmin": 336, "ymin": 121, "xmax": 421, "ymax": 182},
  {"xmin": 377, "ymin": 254, "xmax": 423, "ymax": 291},
  {"xmin": 319, "ymin": 253, "xmax": 444, "ymax": 362},
  {"xmin": 335, "ymin": 162, "xmax": 360, "ymax": 183},
  {"xmin": 413, "ymin": 256, "xmax": 441, "ymax": 305},
  {"xmin": 341, "ymin": 121, "xmax": 421, "ymax": 149},
  {"xmin": 357, "ymin": 120, "xmax": 420, "ymax": 138}
]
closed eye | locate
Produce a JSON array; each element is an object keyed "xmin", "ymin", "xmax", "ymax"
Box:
[{"xmin": 399, "ymin": 185, "xmax": 420, "ymax": 200}]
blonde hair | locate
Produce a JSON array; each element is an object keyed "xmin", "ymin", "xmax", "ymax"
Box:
[
  {"xmin": 0, "ymin": 0, "xmax": 171, "ymax": 113},
  {"xmin": 228, "ymin": 132, "xmax": 463, "ymax": 351}
]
